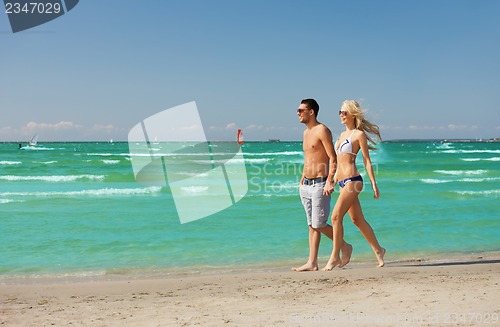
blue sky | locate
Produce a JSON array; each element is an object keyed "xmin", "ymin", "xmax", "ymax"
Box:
[{"xmin": 1, "ymin": 0, "xmax": 499, "ymax": 142}]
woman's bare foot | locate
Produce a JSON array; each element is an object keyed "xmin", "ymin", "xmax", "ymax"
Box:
[
  {"xmin": 376, "ymin": 248, "xmax": 386, "ymax": 267},
  {"xmin": 339, "ymin": 243, "xmax": 353, "ymax": 268},
  {"xmin": 292, "ymin": 262, "xmax": 318, "ymax": 272},
  {"xmin": 322, "ymin": 259, "xmax": 340, "ymax": 271}
]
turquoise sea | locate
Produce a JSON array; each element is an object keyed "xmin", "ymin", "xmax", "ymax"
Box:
[{"xmin": 1, "ymin": 141, "xmax": 499, "ymax": 279}]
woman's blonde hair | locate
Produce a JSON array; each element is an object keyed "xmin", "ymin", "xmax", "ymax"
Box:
[{"xmin": 341, "ymin": 100, "xmax": 382, "ymax": 150}]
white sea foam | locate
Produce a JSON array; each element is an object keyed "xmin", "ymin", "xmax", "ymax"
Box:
[
  {"xmin": 0, "ymin": 175, "xmax": 105, "ymax": 182},
  {"xmin": 461, "ymin": 157, "xmax": 500, "ymax": 162},
  {"xmin": 422, "ymin": 177, "xmax": 500, "ymax": 184},
  {"xmin": 127, "ymin": 151, "xmax": 302, "ymax": 158},
  {"xmin": 0, "ymin": 161, "xmax": 22, "ymax": 165},
  {"xmin": 459, "ymin": 177, "xmax": 500, "ymax": 182},
  {"xmin": 102, "ymin": 159, "xmax": 120, "ymax": 164},
  {"xmin": 421, "ymin": 179, "xmax": 450, "ymax": 184},
  {"xmin": 434, "ymin": 170, "xmax": 488, "ymax": 176},
  {"xmin": 460, "ymin": 158, "xmax": 481, "ymax": 162},
  {"xmin": 441, "ymin": 149, "xmax": 500, "ymax": 154},
  {"xmin": 180, "ymin": 186, "xmax": 209, "ymax": 193},
  {"xmin": 176, "ymin": 172, "xmax": 210, "ymax": 178},
  {"xmin": 454, "ymin": 189, "xmax": 500, "ymax": 196},
  {"xmin": 249, "ymin": 151, "xmax": 303, "ymax": 156},
  {"xmin": 0, "ymin": 269, "xmax": 107, "ymax": 281},
  {"xmin": 226, "ymin": 158, "xmax": 269, "ymax": 164},
  {"xmin": 20, "ymin": 146, "xmax": 55, "ymax": 151},
  {"xmin": 250, "ymin": 193, "xmax": 296, "ymax": 198},
  {"xmin": 86, "ymin": 153, "xmax": 131, "ymax": 157},
  {"xmin": 0, "ymin": 199, "xmax": 19, "ymax": 204},
  {"xmin": 128, "ymin": 152, "xmax": 197, "ymax": 158},
  {"xmin": 0, "ymin": 186, "xmax": 162, "ymax": 198}
]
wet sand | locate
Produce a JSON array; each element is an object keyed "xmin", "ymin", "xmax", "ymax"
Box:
[{"xmin": 1, "ymin": 259, "xmax": 499, "ymax": 326}]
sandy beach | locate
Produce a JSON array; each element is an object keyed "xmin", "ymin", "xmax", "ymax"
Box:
[{"xmin": 1, "ymin": 257, "xmax": 499, "ymax": 327}]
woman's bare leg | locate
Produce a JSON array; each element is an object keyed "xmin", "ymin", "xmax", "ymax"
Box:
[
  {"xmin": 322, "ymin": 182, "xmax": 361, "ymax": 270},
  {"xmin": 347, "ymin": 197, "xmax": 386, "ymax": 267}
]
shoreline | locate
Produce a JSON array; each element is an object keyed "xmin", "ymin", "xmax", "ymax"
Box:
[
  {"xmin": 1, "ymin": 256, "xmax": 499, "ymax": 326},
  {"xmin": 2, "ymin": 250, "xmax": 500, "ymax": 285},
  {"xmin": 2, "ymin": 250, "xmax": 499, "ymax": 285}
]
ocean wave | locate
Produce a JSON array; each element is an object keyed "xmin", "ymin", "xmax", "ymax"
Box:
[
  {"xmin": 0, "ymin": 269, "xmax": 107, "ymax": 281},
  {"xmin": 127, "ymin": 151, "xmax": 302, "ymax": 158},
  {"xmin": 454, "ymin": 189, "xmax": 500, "ymax": 196},
  {"xmin": 434, "ymin": 170, "xmax": 488, "ymax": 176},
  {"xmin": 421, "ymin": 179, "xmax": 450, "ymax": 184},
  {"xmin": 0, "ymin": 161, "xmax": 22, "ymax": 165},
  {"xmin": 421, "ymin": 177, "xmax": 500, "ymax": 184},
  {"xmin": 180, "ymin": 186, "xmax": 209, "ymax": 193},
  {"xmin": 459, "ymin": 177, "xmax": 500, "ymax": 183},
  {"xmin": 0, "ymin": 175, "xmax": 106, "ymax": 182},
  {"xmin": 461, "ymin": 157, "xmax": 500, "ymax": 162},
  {"xmin": 248, "ymin": 151, "xmax": 303, "ymax": 156},
  {"xmin": 247, "ymin": 192, "xmax": 297, "ymax": 198},
  {"xmin": 0, "ymin": 186, "xmax": 162, "ymax": 198},
  {"xmin": 197, "ymin": 158, "xmax": 269, "ymax": 164},
  {"xmin": 86, "ymin": 153, "xmax": 131, "ymax": 156},
  {"xmin": 19, "ymin": 146, "xmax": 55, "ymax": 151},
  {"xmin": 175, "ymin": 172, "xmax": 210, "ymax": 178},
  {"xmin": 171, "ymin": 158, "xmax": 270, "ymax": 165},
  {"xmin": 228, "ymin": 158, "xmax": 269, "ymax": 164},
  {"xmin": 440, "ymin": 149, "xmax": 500, "ymax": 154},
  {"xmin": 102, "ymin": 159, "xmax": 121, "ymax": 164},
  {"xmin": 420, "ymin": 177, "xmax": 500, "ymax": 184},
  {"xmin": 0, "ymin": 199, "xmax": 20, "ymax": 204},
  {"xmin": 127, "ymin": 152, "xmax": 231, "ymax": 159},
  {"xmin": 34, "ymin": 161, "xmax": 58, "ymax": 164}
]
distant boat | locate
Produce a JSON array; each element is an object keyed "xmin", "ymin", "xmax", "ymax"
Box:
[
  {"xmin": 268, "ymin": 139, "xmax": 280, "ymax": 142},
  {"xmin": 28, "ymin": 134, "xmax": 38, "ymax": 146},
  {"xmin": 237, "ymin": 129, "xmax": 244, "ymax": 145},
  {"xmin": 19, "ymin": 134, "xmax": 38, "ymax": 150}
]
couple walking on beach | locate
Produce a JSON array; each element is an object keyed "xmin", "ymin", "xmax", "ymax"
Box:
[{"xmin": 292, "ymin": 98, "xmax": 386, "ymax": 272}]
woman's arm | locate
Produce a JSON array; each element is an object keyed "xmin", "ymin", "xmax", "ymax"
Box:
[{"xmin": 359, "ymin": 132, "xmax": 380, "ymax": 199}]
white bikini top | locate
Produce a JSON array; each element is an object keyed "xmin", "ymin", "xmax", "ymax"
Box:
[{"xmin": 335, "ymin": 129, "xmax": 357, "ymax": 155}]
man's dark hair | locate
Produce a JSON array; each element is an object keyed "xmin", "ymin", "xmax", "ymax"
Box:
[{"xmin": 301, "ymin": 98, "xmax": 319, "ymax": 117}]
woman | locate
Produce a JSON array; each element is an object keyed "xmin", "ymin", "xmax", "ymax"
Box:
[{"xmin": 323, "ymin": 100, "xmax": 385, "ymax": 269}]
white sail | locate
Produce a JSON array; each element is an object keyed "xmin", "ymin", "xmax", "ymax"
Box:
[{"xmin": 28, "ymin": 134, "xmax": 38, "ymax": 146}]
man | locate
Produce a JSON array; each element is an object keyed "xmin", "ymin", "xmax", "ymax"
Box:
[{"xmin": 292, "ymin": 98, "xmax": 352, "ymax": 271}]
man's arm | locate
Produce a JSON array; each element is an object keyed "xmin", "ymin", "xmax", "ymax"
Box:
[
  {"xmin": 319, "ymin": 124, "xmax": 337, "ymax": 195},
  {"xmin": 299, "ymin": 130, "xmax": 306, "ymax": 186}
]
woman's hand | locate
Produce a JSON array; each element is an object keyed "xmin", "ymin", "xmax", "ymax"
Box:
[
  {"xmin": 372, "ymin": 184, "xmax": 380, "ymax": 199},
  {"xmin": 323, "ymin": 180, "xmax": 334, "ymax": 196}
]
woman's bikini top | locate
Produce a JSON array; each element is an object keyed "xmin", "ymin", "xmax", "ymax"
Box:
[{"xmin": 335, "ymin": 129, "xmax": 357, "ymax": 155}]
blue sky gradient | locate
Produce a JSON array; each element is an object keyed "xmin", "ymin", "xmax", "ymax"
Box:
[{"xmin": 1, "ymin": 0, "xmax": 499, "ymax": 141}]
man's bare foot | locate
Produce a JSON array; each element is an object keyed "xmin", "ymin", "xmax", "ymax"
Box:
[
  {"xmin": 339, "ymin": 243, "xmax": 353, "ymax": 268},
  {"xmin": 292, "ymin": 262, "xmax": 318, "ymax": 272},
  {"xmin": 376, "ymin": 248, "xmax": 386, "ymax": 267},
  {"xmin": 321, "ymin": 259, "xmax": 340, "ymax": 271}
]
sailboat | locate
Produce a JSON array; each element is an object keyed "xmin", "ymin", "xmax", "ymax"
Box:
[
  {"xmin": 19, "ymin": 134, "xmax": 38, "ymax": 150},
  {"xmin": 28, "ymin": 134, "xmax": 38, "ymax": 146},
  {"xmin": 237, "ymin": 129, "xmax": 244, "ymax": 145}
]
